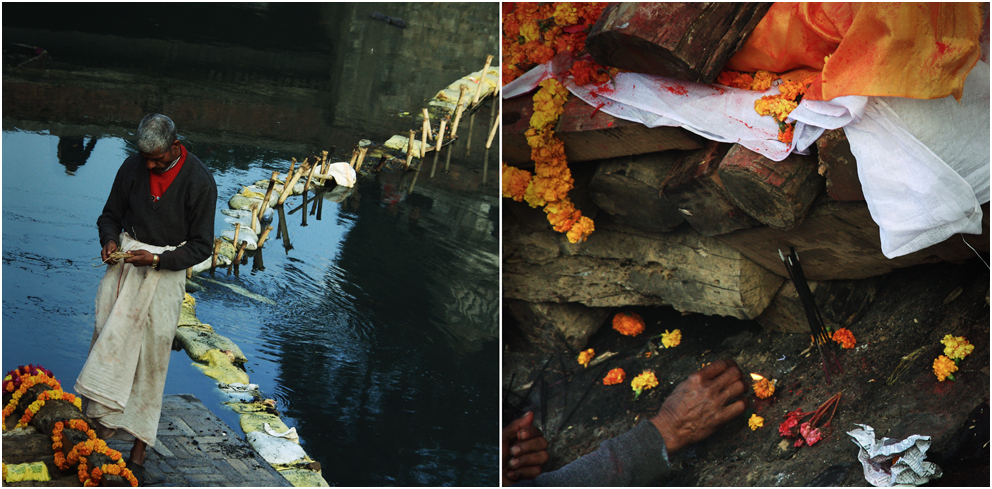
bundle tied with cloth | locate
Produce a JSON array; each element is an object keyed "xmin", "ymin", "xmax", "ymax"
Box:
[
  {"xmin": 502, "ymin": 2, "xmax": 989, "ymax": 259},
  {"xmin": 74, "ymin": 232, "xmax": 186, "ymax": 446}
]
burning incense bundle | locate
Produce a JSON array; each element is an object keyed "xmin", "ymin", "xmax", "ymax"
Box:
[{"xmin": 780, "ymin": 247, "xmax": 842, "ymax": 383}]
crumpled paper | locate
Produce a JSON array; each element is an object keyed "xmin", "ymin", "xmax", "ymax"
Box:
[{"xmin": 846, "ymin": 424, "xmax": 942, "ymax": 486}]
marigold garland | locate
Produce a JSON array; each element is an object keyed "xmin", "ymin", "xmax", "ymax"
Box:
[
  {"xmin": 2, "ymin": 372, "xmax": 62, "ymax": 430},
  {"xmin": 16, "ymin": 388, "xmax": 82, "ymax": 429},
  {"xmin": 577, "ymin": 348, "xmax": 595, "ymax": 368},
  {"xmin": 502, "ymin": 2, "xmax": 611, "ymax": 85},
  {"xmin": 603, "ymin": 367, "xmax": 626, "ymax": 386},
  {"xmin": 612, "ymin": 311, "xmax": 645, "ymax": 337},
  {"xmin": 832, "ymin": 328, "xmax": 856, "ymax": 349}
]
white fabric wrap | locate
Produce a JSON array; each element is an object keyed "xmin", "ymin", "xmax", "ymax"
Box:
[{"xmin": 74, "ymin": 232, "xmax": 186, "ymax": 447}]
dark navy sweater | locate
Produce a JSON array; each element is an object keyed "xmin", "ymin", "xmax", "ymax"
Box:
[{"xmin": 97, "ymin": 150, "xmax": 217, "ymax": 271}]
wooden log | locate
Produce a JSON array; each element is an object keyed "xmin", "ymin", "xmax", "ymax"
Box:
[
  {"xmin": 816, "ymin": 128, "xmax": 865, "ymax": 201},
  {"xmin": 504, "ymin": 299, "xmax": 612, "ymax": 353},
  {"xmin": 502, "ymin": 94, "xmax": 702, "ymax": 166},
  {"xmin": 2, "ymin": 431, "xmax": 53, "ymax": 464},
  {"xmin": 502, "ymin": 213, "xmax": 783, "ymax": 319},
  {"xmin": 718, "ymin": 144, "xmax": 824, "ymax": 229},
  {"xmin": 716, "ymin": 201, "xmax": 991, "ymax": 281},
  {"xmin": 588, "ymin": 152, "xmax": 686, "ymax": 233},
  {"xmin": 586, "ymin": 2, "xmax": 772, "ymax": 83},
  {"xmin": 659, "ymin": 140, "xmax": 760, "ymax": 236}
]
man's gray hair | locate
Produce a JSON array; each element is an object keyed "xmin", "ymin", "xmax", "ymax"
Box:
[{"xmin": 136, "ymin": 113, "xmax": 178, "ymax": 153}]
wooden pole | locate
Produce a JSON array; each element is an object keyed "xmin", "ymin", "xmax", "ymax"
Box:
[
  {"xmin": 406, "ymin": 129, "xmax": 416, "ymax": 169},
  {"xmin": 232, "ymin": 222, "xmax": 241, "ymax": 250},
  {"xmin": 444, "ymin": 141, "xmax": 453, "ymax": 176},
  {"xmin": 466, "ymin": 112, "xmax": 476, "ymax": 157},
  {"xmin": 430, "ymin": 147, "xmax": 441, "ymax": 178},
  {"xmin": 287, "ymin": 158, "xmax": 296, "ymax": 180},
  {"xmin": 421, "ymin": 109, "xmax": 431, "ymax": 158},
  {"xmin": 277, "ymin": 159, "xmax": 309, "ymax": 206},
  {"xmin": 321, "ymin": 150, "xmax": 329, "ymax": 175},
  {"xmin": 211, "ymin": 238, "xmax": 221, "ymax": 272},
  {"xmin": 450, "ymin": 84, "xmax": 469, "ymax": 139},
  {"xmin": 250, "ymin": 204, "xmax": 260, "ymax": 234},
  {"xmin": 349, "ymin": 149, "xmax": 359, "ymax": 169},
  {"xmin": 355, "ymin": 147, "xmax": 368, "ymax": 173},
  {"xmin": 436, "ymin": 116, "xmax": 448, "ymax": 153},
  {"xmin": 234, "ymin": 240, "xmax": 248, "ymax": 264},
  {"xmin": 257, "ymin": 225, "xmax": 274, "ymax": 249},
  {"xmin": 259, "ymin": 172, "xmax": 279, "ymax": 218},
  {"xmin": 472, "ymin": 54, "xmax": 494, "ymax": 106},
  {"xmin": 486, "ymin": 109, "xmax": 501, "ymax": 149}
]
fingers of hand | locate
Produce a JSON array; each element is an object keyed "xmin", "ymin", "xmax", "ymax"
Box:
[
  {"xmin": 716, "ymin": 398, "xmax": 747, "ymax": 425},
  {"xmin": 511, "ymin": 435, "xmax": 548, "ymax": 457},
  {"xmin": 507, "ymin": 465, "xmax": 543, "ymax": 481},
  {"xmin": 509, "ymin": 449, "xmax": 549, "ymax": 470}
]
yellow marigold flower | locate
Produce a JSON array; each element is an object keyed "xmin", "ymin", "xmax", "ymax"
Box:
[
  {"xmin": 631, "ymin": 371, "xmax": 659, "ymax": 400},
  {"xmin": 520, "ymin": 21, "xmax": 541, "ymax": 43},
  {"xmin": 941, "ymin": 334, "xmax": 974, "ymax": 361},
  {"xmin": 612, "ymin": 312, "xmax": 645, "ymax": 337},
  {"xmin": 660, "ymin": 329, "xmax": 682, "ymax": 348},
  {"xmin": 578, "ymin": 348, "xmax": 595, "ymax": 368},
  {"xmin": 753, "ymin": 378, "xmax": 775, "ymax": 399},
  {"xmin": 748, "ymin": 414, "xmax": 764, "ymax": 431},
  {"xmin": 832, "ymin": 328, "xmax": 856, "ymax": 349},
  {"xmin": 751, "ymin": 71, "xmax": 776, "ymax": 91},
  {"xmin": 553, "ymin": 3, "xmax": 579, "ymax": 26},
  {"xmin": 603, "ymin": 367, "xmax": 626, "ymax": 385},
  {"xmin": 933, "ymin": 355, "xmax": 958, "ymax": 382},
  {"xmin": 566, "ymin": 215, "xmax": 594, "ymax": 243},
  {"xmin": 501, "ymin": 164, "xmax": 532, "ymax": 202}
]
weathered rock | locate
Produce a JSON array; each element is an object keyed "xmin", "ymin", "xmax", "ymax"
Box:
[
  {"xmin": 816, "ymin": 128, "xmax": 865, "ymax": 201},
  {"xmin": 503, "ymin": 206, "xmax": 783, "ymax": 319},
  {"xmin": 716, "ymin": 200, "xmax": 990, "ymax": 281},
  {"xmin": 588, "ymin": 152, "xmax": 685, "ymax": 233},
  {"xmin": 659, "ymin": 141, "xmax": 760, "ymax": 236},
  {"xmin": 504, "ymin": 299, "xmax": 612, "ymax": 353},
  {"xmin": 502, "ymin": 95, "xmax": 702, "ymax": 166},
  {"xmin": 586, "ymin": 2, "xmax": 772, "ymax": 82},
  {"xmin": 756, "ymin": 276, "xmax": 886, "ymax": 333},
  {"xmin": 718, "ymin": 144, "xmax": 824, "ymax": 229}
]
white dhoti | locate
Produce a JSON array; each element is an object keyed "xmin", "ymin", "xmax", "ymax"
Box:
[{"xmin": 74, "ymin": 233, "xmax": 186, "ymax": 447}]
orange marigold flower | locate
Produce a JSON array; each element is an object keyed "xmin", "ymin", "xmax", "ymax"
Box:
[
  {"xmin": 631, "ymin": 371, "xmax": 659, "ymax": 400},
  {"xmin": 778, "ymin": 123, "xmax": 795, "ymax": 144},
  {"xmin": 754, "ymin": 97, "xmax": 798, "ymax": 123},
  {"xmin": 603, "ymin": 368, "xmax": 626, "ymax": 385},
  {"xmin": 553, "ymin": 2, "xmax": 579, "ymax": 25},
  {"xmin": 502, "ymin": 163, "xmax": 532, "ymax": 202},
  {"xmin": 749, "ymin": 414, "xmax": 765, "ymax": 430},
  {"xmin": 941, "ymin": 334, "xmax": 974, "ymax": 361},
  {"xmin": 933, "ymin": 355, "xmax": 958, "ymax": 382},
  {"xmin": 566, "ymin": 215, "xmax": 594, "ymax": 243},
  {"xmin": 612, "ymin": 311, "xmax": 645, "ymax": 337},
  {"xmin": 832, "ymin": 328, "xmax": 856, "ymax": 349},
  {"xmin": 578, "ymin": 348, "xmax": 595, "ymax": 368},
  {"xmin": 753, "ymin": 378, "xmax": 775, "ymax": 399},
  {"xmin": 660, "ymin": 329, "xmax": 681, "ymax": 348},
  {"xmin": 751, "ymin": 71, "xmax": 776, "ymax": 91}
]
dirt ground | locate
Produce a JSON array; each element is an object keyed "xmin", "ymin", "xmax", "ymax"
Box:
[{"xmin": 503, "ymin": 258, "xmax": 990, "ymax": 486}]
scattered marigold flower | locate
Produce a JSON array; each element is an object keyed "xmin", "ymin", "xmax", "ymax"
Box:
[
  {"xmin": 748, "ymin": 414, "xmax": 764, "ymax": 431},
  {"xmin": 777, "ymin": 123, "xmax": 795, "ymax": 144},
  {"xmin": 603, "ymin": 368, "xmax": 626, "ymax": 386},
  {"xmin": 832, "ymin": 328, "xmax": 856, "ymax": 349},
  {"xmin": 578, "ymin": 348, "xmax": 595, "ymax": 368},
  {"xmin": 660, "ymin": 329, "xmax": 681, "ymax": 348},
  {"xmin": 754, "ymin": 97, "xmax": 798, "ymax": 123},
  {"xmin": 612, "ymin": 312, "xmax": 645, "ymax": 337},
  {"xmin": 941, "ymin": 334, "xmax": 974, "ymax": 361},
  {"xmin": 501, "ymin": 164, "xmax": 532, "ymax": 202},
  {"xmin": 631, "ymin": 371, "xmax": 659, "ymax": 400},
  {"xmin": 753, "ymin": 378, "xmax": 775, "ymax": 399},
  {"xmin": 933, "ymin": 355, "xmax": 958, "ymax": 382}
]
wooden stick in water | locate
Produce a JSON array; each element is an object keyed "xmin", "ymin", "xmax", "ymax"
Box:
[
  {"xmin": 486, "ymin": 109, "xmax": 501, "ymax": 149},
  {"xmin": 321, "ymin": 150, "xmax": 329, "ymax": 175},
  {"xmin": 287, "ymin": 158, "xmax": 296, "ymax": 180},
  {"xmin": 257, "ymin": 225, "xmax": 274, "ymax": 249},
  {"xmin": 234, "ymin": 240, "xmax": 248, "ymax": 264},
  {"xmin": 232, "ymin": 222, "xmax": 241, "ymax": 250},
  {"xmin": 421, "ymin": 109, "xmax": 431, "ymax": 158},
  {"xmin": 250, "ymin": 204, "xmax": 259, "ymax": 234},
  {"xmin": 211, "ymin": 238, "xmax": 221, "ymax": 271},
  {"xmin": 466, "ymin": 112, "xmax": 476, "ymax": 157},
  {"xmin": 450, "ymin": 84, "xmax": 469, "ymax": 139},
  {"xmin": 303, "ymin": 158, "xmax": 318, "ymax": 196},
  {"xmin": 436, "ymin": 116, "xmax": 448, "ymax": 153},
  {"xmin": 277, "ymin": 158, "xmax": 309, "ymax": 206},
  {"xmin": 355, "ymin": 147, "xmax": 368, "ymax": 173},
  {"xmin": 259, "ymin": 172, "xmax": 279, "ymax": 218},
  {"xmin": 472, "ymin": 54, "xmax": 494, "ymax": 106},
  {"xmin": 349, "ymin": 149, "xmax": 359, "ymax": 169},
  {"xmin": 430, "ymin": 146, "xmax": 441, "ymax": 178},
  {"xmin": 406, "ymin": 129, "xmax": 416, "ymax": 169}
]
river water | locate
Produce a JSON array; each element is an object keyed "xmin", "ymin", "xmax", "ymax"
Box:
[{"xmin": 3, "ymin": 2, "xmax": 499, "ymax": 485}]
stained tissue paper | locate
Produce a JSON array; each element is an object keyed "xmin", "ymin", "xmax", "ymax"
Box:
[{"xmin": 846, "ymin": 424, "xmax": 942, "ymax": 486}]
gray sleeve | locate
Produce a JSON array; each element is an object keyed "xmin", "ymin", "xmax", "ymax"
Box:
[{"xmin": 514, "ymin": 420, "xmax": 673, "ymax": 487}]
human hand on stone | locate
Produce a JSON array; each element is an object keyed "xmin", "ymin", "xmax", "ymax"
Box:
[
  {"xmin": 650, "ymin": 358, "xmax": 747, "ymax": 454},
  {"xmin": 502, "ymin": 411, "xmax": 549, "ymax": 485}
]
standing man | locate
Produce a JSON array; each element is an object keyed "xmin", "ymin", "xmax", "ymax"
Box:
[{"xmin": 75, "ymin": 114, "xmax": 217, "ymax": 482}]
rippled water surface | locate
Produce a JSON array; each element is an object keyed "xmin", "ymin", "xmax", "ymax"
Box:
[{"xmin": 2, "ymin": 128, "xmax": 499, "ymax": 485}]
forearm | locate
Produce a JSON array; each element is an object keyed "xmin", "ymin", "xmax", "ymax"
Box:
[{"xmin": 515, "ymin": 420, "xmax": 673, "ymax": 487}]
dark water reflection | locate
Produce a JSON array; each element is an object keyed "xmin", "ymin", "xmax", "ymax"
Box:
[{"xmin": 2, "ymin": 127, "xmax": 498, "ymax": 486}]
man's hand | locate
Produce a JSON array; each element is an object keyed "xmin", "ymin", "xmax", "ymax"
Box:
[
  {"xmin": 123, "ymin": 249, "xmax": 156, "ymax": 268},
  {"xmin": 101, "ymin": 240, "xmax": 122, "ymax": 264},
  {"xmin": 650, "ymin": 358, "xmax": 747, "ymax": 454},
  {"xmin": 502, "ymin": 411, "xmax": 549, "ymax": 485}
]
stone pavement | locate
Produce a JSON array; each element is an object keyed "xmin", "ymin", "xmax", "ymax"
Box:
[{"xmin": 105, "ymin": 394, "xmax": 292, "ymax": 487}]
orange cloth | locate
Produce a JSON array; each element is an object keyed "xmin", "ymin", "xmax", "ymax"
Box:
[{"xmin": 727, "ymin": 2, "xmax": 982, "ymax": 101}]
